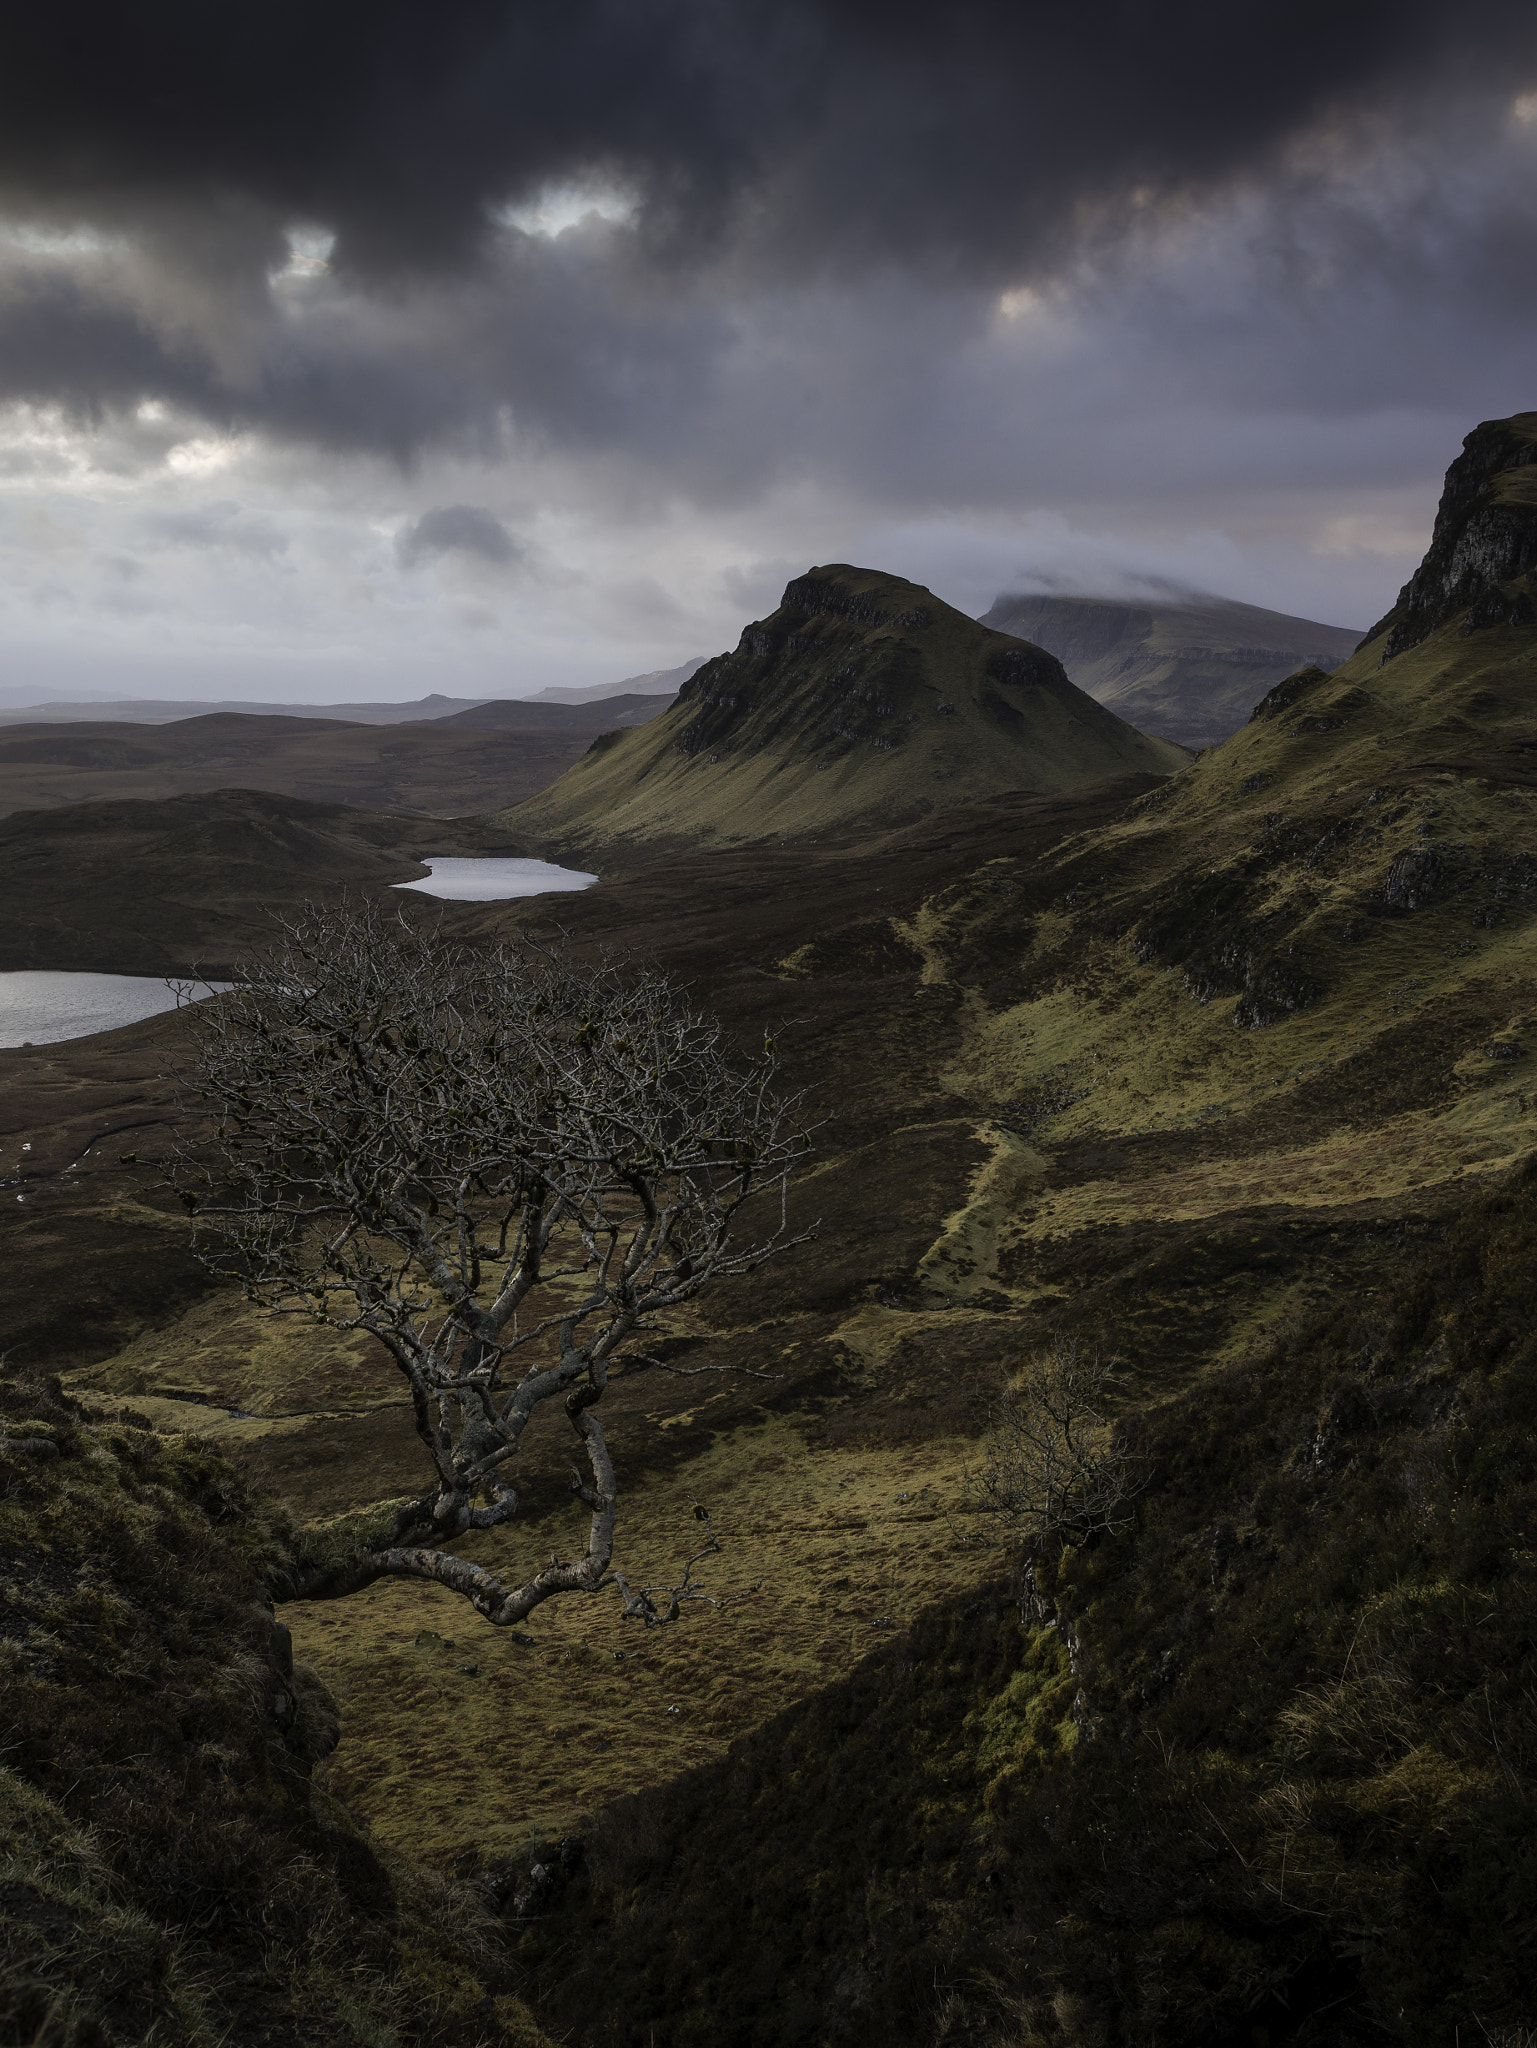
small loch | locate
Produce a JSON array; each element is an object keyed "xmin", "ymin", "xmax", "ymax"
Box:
[
  {"xmin": 392, "ymin": 855, "xmax": 598, "ymax": 902},
  {"xmin": 0, "ymin": 971, "xmax": 230, "ymax": 1049}
]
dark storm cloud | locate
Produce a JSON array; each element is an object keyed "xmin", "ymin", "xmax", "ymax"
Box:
[
  {"xmin": 397, "ymin": 505, "xmax": 521, "ymax": 567},
  {"xmin": 0, "ymin": 1, "xmax": 1532, "ymax": 279},
  {"xmin": 0, "ymin": 0, "xmax": 1534, "ymax": 487}
]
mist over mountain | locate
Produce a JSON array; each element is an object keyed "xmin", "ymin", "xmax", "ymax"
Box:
[{"xmin": 979, "ymin": 591, "xmax": 1364, "ymax": 750}]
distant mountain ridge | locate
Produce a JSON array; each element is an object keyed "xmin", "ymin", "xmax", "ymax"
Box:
[
  {"xmin": 979, "ymin": 591, "xmax": 1363, "ymax": 749},
  {"xmin": 433, "ymin": 692, "xmax": 674, "ymax": 733},
  {"xmin": 0, "ymin": 659, "xmax": 703, "ymax": 727},
  {"xmin": 502, "ymin": 564, "xmax": 1187, "ymax": 854},
  {"xmin": 0, "ymin": 691, "xmax": 497, "ymax": 727},
  {"xmin": 527, "ymin": 658, "xmax": 704, "ymax": 704}
]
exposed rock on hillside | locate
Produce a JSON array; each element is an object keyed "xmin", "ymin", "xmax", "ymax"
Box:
[
  {"xmin": 980, "ymin": 590, "xmax": 1363, "ymax": 749},
  {"xmin": 0, "ymin": 1371, "xmax": 549, "ymax": 2046},
  {"xmin": 1365, "ymin": 410, "xmax": 1537, "ymax": 659},
  {"xmin": 503, "ymin": 565, "xmax": 1186, "ymax": 853}
]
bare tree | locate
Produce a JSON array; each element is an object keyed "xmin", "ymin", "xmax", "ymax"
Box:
[
  {"xmin": 172, "ymin": 902, "xmax": 815, "ymax": 1629},
  {"xmin": 966, "ymin": 1342, "xmax": 1142, "ymax": 1554}
]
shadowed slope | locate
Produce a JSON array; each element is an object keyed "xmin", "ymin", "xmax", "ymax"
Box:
[
  {"xmin": 0, "ymin": 787, "xmax": 528, "ymax": 975},
  {"xmin": 0, "ymin": 1373, "xmax": 552, "ymax": 2047},
  {"xmin": 502, "ymin": 566, "xmax": 1187, "ymax": 855}
]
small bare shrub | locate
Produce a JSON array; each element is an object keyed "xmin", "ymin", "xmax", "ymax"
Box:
[{"xmin": 967, "ymin": 1342, "xmax": 1143, "ymax": 1553}]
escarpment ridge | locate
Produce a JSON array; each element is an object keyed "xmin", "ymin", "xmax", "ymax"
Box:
[
  {"xmin": 1365, "ymin": 408, "xmax": 1537, "ymax": 659},
  {"xmin": 501, "ymin": 564, "xmax": 1187, "ymax": 854}
]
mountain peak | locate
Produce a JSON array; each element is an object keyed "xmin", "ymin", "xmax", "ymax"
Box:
[
  {"xmin": 502, "ymin": 564, "xmax": 1186, "ymax": 853},
  {"xmin": 1365, "ymin": 410, "xmax": 1537, "ymax": 660},
  {"xmin": 778, "ymin": 563, "xmax": 939, "ymax": 631}
]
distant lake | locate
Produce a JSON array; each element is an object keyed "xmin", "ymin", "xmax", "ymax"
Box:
[
  {"xmin": 0, "ymin": 971, "xmax": 229, "ymax": 1048},
  {"xmin": 392, "ymin": 856, "xmax": 598, "ymax": 903}
]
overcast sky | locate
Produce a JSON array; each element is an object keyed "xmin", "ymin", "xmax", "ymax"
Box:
[{"xmin": 0, "ymin": 0, "xmax": 1533, "ymax": 703}]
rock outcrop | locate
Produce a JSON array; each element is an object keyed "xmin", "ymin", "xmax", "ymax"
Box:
[{"xmin": 1364, "ymin": 411, "xmax": 1537, "ymax": 659}]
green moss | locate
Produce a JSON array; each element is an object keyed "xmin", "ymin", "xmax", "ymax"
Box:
[
  {"xmin": 968, "ymin": 1627, "xmax": 1078, "ymax": 1810},
  {"xmin": 513, "ymin": 1166, "xmax": 1537, "ymax": 2047}
]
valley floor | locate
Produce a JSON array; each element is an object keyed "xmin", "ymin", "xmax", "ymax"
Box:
[{"xmin": 4, "ymin": 706, "xmax": 1535, "ymax": 2040}]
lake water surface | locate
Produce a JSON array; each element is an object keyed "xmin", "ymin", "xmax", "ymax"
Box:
[
  {"xmin": 0, "ymin": 972, "xmax": 229, "ymax": 1048},
  {"xmin": 0, "ymin": 859, "xmax": 595, "ymax": 1048},
  {"xmin": 392, "ymin": 855, "xmax": 598, "ymax": 902}
]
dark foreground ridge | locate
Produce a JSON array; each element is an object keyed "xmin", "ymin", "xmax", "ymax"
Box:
[
  {"xmin": 0, "ymin": 1371, "xmax": 553, "ymax": 2047},
  {"xmin": 519, "ymin": 1169, "xmax": 1537, "ymax": 2046}
]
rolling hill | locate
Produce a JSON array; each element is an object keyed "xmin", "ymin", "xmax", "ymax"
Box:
[
  {"xmin": 980, "ymin": 588, "xmax": 1363, "ymax": 748},
  {"xmin": 503, "ymin": 565, "xmax": 1188, "ymax": 853},
  {"xmin": 0, "ymin": 788, "xmax": 523, "ymax": 975},
  {"xmin": 0, "ymin": 702, "xmax": 670, "ymax": 820},
  {"xmin": 432, "ymin": 690, "xmax": 672, "ymax": 732}
]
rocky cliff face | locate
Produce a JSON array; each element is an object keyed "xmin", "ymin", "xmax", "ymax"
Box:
[
  {"xmin": 1366, "ymin": 411, "xmax": 1537, "ymax": 659},
  {"xmin": 675, "ymin": 570, "xmax": 1079, "ymax": 769}
]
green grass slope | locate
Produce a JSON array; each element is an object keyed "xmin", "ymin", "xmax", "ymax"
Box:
[
  {"xmin": 501, "ymin": 566, "xmax": 1186, "ymax": 855},
  {"xmin": 521, "ymin": 1168, "xmax": 1537, "ymax": 2048}
]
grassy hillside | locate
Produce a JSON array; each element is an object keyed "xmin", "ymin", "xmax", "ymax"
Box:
[
  {"xmin": 10, "ymin": 417, "xmax": 1537, "ymax": 2044},
  {"xmin": 980, "ymin": 590, "xmax": 1363, "ymax": 749},
  {"xmin": 495, "ymin": 414, "xmax": 1537, "ymax": 2042},
  {"xmin": 521, "ymin": 1169, "xmax": 1537, "ymax": 2046},
  {"xmin": 503, "ymin": 565, "xmax": 1187, "ymax": 855}
]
